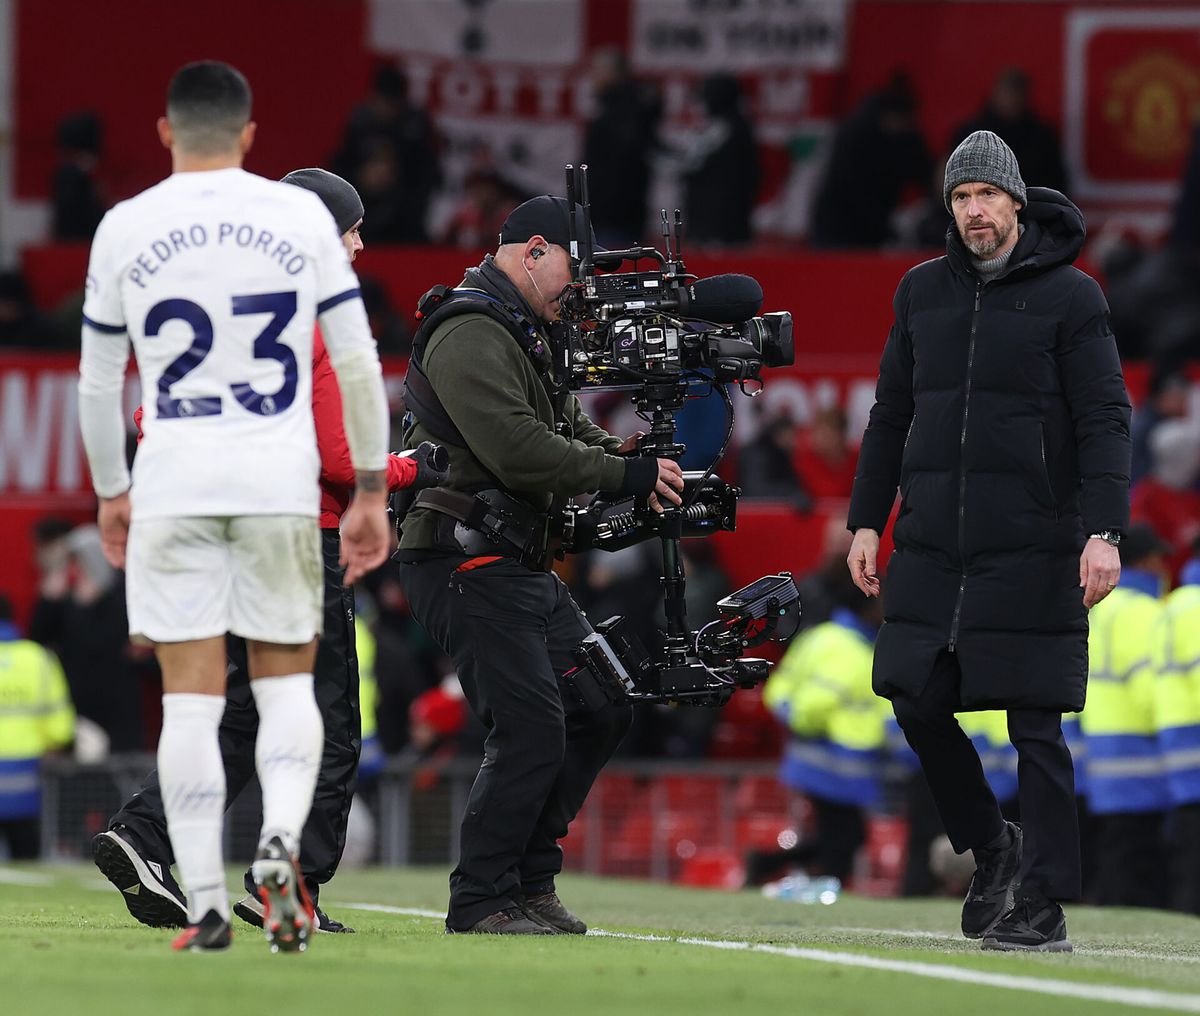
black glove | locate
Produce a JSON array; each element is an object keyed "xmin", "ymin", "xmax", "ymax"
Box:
[
  {"xmin": 389, "ymin": 442, "xmax": 450, "ymax": 545},
  {"xmin": 407, "ymin": 441, "xmax": 450, "ymax": 490}
]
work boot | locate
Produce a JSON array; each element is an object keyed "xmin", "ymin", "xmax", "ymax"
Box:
[
  {"xmin": 982, "ymin": 888, "xmax": 1072, "ymax": 953},
  {"xmin": 519, "ymin": 891, "xmax": 587, "ymax": 934},
  {"xmin": 961, "ymin": 821, "xmax": 1022, "ymax": 939},
  {"xmin": 446, "ymin": 907, "xmax": 560, "ymax": 935}
]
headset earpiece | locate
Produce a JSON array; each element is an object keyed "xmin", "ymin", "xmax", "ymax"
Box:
[{"xmin": 530, "ymin": 247, "xmax": 545, "ymax": 260}]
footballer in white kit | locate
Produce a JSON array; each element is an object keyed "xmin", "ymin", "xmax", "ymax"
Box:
[
  {"xmin": 78, "ymin": 60, "xmax": 390, "ymax": 956},
  {"xmin": 81, "ymin": 167, "xmax": 373, "ymax": 643}
]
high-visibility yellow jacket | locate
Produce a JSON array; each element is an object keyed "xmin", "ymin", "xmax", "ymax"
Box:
[
  {"xmin": 0, "ymin": 635, "xmax": 74, "ymax": 819},
  {"xmin": 354, "ymin": 617, "xmax": 383, "ymax": 780},
  {"xmin": 764, "ymin": 611, "xmax": 886, "ymax": 806},
  {"xmin": 1153, "ymin": 583, "xmax": 1200, "ymax": 807},
  {"xmin": 1080, "ymin": 578, "xmax": 1169, "ymax": 815}
]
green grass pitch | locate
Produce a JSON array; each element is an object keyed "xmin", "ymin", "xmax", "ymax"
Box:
[{"xmin": 4, "ymin": 864, "xmax": 1200, "ymax": 1015}]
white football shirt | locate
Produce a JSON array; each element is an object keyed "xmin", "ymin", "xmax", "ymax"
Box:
[{"xmin": 81, "ymin": 167, "xmax": 373, "ymax": 520}]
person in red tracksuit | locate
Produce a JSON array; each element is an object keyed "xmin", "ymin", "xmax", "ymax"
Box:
[{"xmin": 93, "ymin": 169, "xmax": 445, "ymax": 934}]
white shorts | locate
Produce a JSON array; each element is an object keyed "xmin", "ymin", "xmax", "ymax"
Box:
[{"xmin": 126, "ymin": 515, "xmax": 323, "ymax": 645}]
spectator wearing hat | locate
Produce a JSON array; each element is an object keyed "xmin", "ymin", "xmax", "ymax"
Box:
[{"xmin": 847, "ymin": 130, "xmax": 1130, "ymax": 952}]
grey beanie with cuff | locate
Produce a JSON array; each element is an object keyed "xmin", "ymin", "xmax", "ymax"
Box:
[{"xmin": 943, "ymin": 130, "xmax": 1027, "ymax": 211}]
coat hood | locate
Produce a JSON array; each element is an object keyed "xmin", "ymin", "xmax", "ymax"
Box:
[{"xmin": 947, "ymin": 187, "xmax": 1085, "ymax": 277}]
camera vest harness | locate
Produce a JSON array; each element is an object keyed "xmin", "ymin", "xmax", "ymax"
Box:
[
  {"xmin": 403, "ymin": 282, "xmax": 556, "ymax": 450},
  {"xmin": 400, "ymin": 272, "xmax": 569, "ymax": 570}
]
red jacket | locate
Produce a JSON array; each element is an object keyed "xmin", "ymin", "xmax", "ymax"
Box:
[
  {"xmin": 312, "ymin": 331, "xmax": 415, "ymax": 527},
  {"xmin": 133, "ymin": 330, "xmax": 417, "ymax": 528}
]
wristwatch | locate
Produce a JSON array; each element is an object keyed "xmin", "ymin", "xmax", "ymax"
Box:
[{"xmin": 1089, "ymin": 530, "xmax": 1122, "ymax": 547}]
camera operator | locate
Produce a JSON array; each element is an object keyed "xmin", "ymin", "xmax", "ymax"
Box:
[{"xmin": 396, "ymin": 195, "xmax": 685, "ymax": 935}]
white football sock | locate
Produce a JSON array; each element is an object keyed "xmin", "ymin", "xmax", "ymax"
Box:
[
  {"xmin": 251, "ymin": 673, "xmax": 323, "ymax": 857},
  {"xmin": 158, "ymin": 693, "xmax": 229, "ymax": 923}
]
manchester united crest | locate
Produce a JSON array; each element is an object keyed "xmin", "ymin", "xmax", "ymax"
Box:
[{"xmin": 1103, "ymin": 50, "xmax": 1200, "ymax": 163}]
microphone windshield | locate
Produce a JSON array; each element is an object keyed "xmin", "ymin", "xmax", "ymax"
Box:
[{"xmin": 682, "ymin": 274, "xmax": 764, "ymax": 323}]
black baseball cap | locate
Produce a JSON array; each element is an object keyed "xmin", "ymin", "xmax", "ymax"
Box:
[{"xmin": 498, "ymin": 195, "xmax": 609, "ymax": 261}]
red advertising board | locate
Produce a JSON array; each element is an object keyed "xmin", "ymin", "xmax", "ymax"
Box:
[{"xmin": 1066, "ymin": 8, "xmax": 1200, "ymax": 201}]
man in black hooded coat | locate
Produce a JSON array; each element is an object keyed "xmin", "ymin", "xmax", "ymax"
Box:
[{"xmin": 847, "ymin": 131, "xmax": 1130, "ymax": 953}]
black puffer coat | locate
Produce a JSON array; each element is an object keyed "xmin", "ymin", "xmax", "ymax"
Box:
[{"xmin": 847, "ymin": 188, "xmax": 1131, "ymax": 711}]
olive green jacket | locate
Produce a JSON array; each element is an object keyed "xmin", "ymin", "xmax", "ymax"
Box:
[{"xmin": 399, "ymin": 311, "xmax": 627, "ymax": 551}]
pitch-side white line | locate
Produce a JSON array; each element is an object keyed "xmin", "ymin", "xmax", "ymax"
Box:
[
  {"xmin": 340, "ymin": 903, "xmax": 1200, "ymax": 1012},
  {"xmin": 0, "ymin": 867, "xmax": 54, "ymax": 886},
  {"xmin": 344, "ymin": 902, "xmax": 444, "ymax": 919},
  {"xmin": 827, "ymin": 925, "xmax": 1200, "ymax": 965}
]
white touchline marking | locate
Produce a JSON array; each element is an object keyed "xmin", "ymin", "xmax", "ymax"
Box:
[
  {"xmin": 344, "ymin": 902, "xmax": 444, "ymax": 919},
  {"xmin": 827, "ymin": 926, "xmax": 1200, "ymax": 964},
  {"xmin": 340, "ymin": 903, "xmax": 1200, "ymax": 1012},
  {"xmin": 830, "ymin": 925, "xmax": 958, "ymax": 941},
  {"xmin": 0, "ymin": 867, "xmax": 54, "ymax": 886}
]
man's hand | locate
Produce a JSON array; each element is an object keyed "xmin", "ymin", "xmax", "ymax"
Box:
[
  {"xmin": 97, "ymin": 491, "xmax": 131, "ymax": 569},
  {"xmin": 617, "ymin": 432, "xmax": 645, "ymax": 454},
  {"xmin": 342, "ymin": 471, "xmax": 390, "ymax": 584},
  {"xmin": 647, "ymin": 457, "xmax": 685, "ymax": 514},
  {"xmin": 1080, "ymin": 538, "xmax": 1121, "ymax": 609},
  {"xmin": 846, "ymin": 528, "xmax": 881, "ymax": 598}
]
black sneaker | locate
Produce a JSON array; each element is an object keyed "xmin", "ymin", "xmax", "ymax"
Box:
[
  {"xmin": 446, "ymin": 907, "xmax": 560, "ymax": 935},
  {"xmin": 251, "ymin": 836, "xmax": 315, "ymax": 954},
  {"xmin": 233, "ymin": 894, "xmax": 355, "ymax": 934},
  {"xmin": 314, "ymin": 906, "xmax": 355, "ymax": 933},
  {"xmin": 172, "ymin": 909, "xmax": 232, "ymax": 952},
  {"xmin": 982, "ymin": 889, "xmax": 1072, "ymax": 953},
  {"xmin": 961, "ymin": 821, "xmax": 1022, "ymax": 939},
  {"xmin": 519, "ymin": 891, "xmax": 587, "ymax": 935},
  {"xmin": 93, "ymin": 827, "xmax": 188, "ymax": 929}
]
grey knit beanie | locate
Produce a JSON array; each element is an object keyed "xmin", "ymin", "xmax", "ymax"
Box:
[
  {"xmin": 943, "ymin": 130, "xmax": 1027, "ymax": 212},
  {"xmin": 280, "ymin": 168, "xmax": 364, "ymax": 235}
]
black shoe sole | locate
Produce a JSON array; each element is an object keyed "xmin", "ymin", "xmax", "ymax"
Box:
[
  {"xmin": 233, "ymin": 897, "xmax": 264, "ymax": 929},
  {"xmin": 93, "ymin": 833, "xmax": 187, "ymax": 930},
  {"xmin": 981, "ymin": 937, "xmax": 1073, "ymax": 953}
]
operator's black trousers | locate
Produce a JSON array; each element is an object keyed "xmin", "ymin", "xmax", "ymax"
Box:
[
  {"xmin": 891, "ymin": 649, "xmax": 1081, "ymax": 901},
  {"xmin": 110, "ymin": 528, "xmax": 360, "ymax": 904},
  {"xmin": 399, "ymin": 555, "xmax": 632, "ymax": 931}
]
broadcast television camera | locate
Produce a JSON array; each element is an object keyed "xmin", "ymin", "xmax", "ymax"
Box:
[{"xmin": 554, "ymin": 164, "xmax": 800, "ymax": 708}]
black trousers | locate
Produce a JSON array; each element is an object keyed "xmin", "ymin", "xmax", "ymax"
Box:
[
  {"xmin": 891, "ymin": 649, "xmax": 1081, "ymax": 901},
  {"xmin": 1169, "ymin": 804, "xmax": 1200, "ymax": 915},
  {"xmin": 1, "ymin": 818, "xmax": 39, "ymax": 859},
  {"xmin": 1094, "ymin": 811, "xmax": 1167, "ymax": 909},
  {"xmin": 399, "ymin": 555, "xmax": 632, "ymax": 930},
  {"xmin": 110, "ymin": 528, "xmax": 360, "ymax": 903}
]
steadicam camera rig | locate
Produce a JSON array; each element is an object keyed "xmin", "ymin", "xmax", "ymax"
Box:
[{"xmin": 555, "ymin": 164, "xmax": 800, "ymax": 708}]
